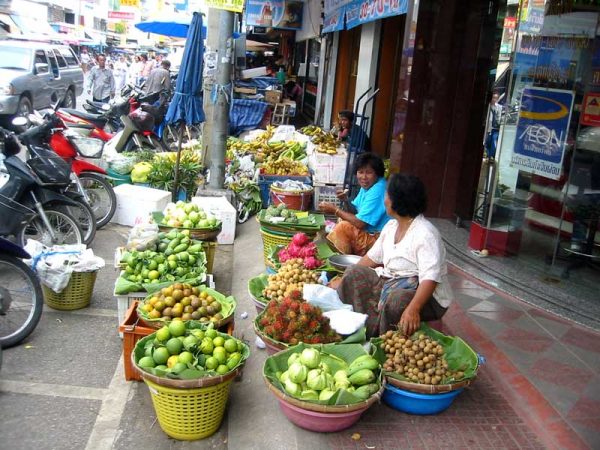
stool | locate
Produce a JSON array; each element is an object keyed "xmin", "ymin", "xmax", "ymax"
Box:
[{"xmin": 271, "ymin": 103, "xmax": 290, "ymax": 125}]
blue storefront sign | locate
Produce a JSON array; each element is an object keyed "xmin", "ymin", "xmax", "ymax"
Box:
[
  {"xmin": 345, "ymin": 0, "xmax": 408, "ymax": 30},
  {"xmin": 511, "ymin": 87, "xmax": 574, "ymax": 180}
]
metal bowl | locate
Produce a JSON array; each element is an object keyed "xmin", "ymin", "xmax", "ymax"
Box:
[{"xmin": 328, "ymin": 254, "xmax": 361, "ymax": 271}]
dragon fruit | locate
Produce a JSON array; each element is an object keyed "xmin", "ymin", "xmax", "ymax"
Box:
[
  {"xmin": 303, "ymin": 256, "xmax": 322, "ymax": 270},
  {"xmin": 291, "ymin": 233, "xmax": 310, "ymax": 247}
]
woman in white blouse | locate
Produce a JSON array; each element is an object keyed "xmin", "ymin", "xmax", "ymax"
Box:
[{"xmin": 336, "ymin": 173, "xmax": 452, "ymax": 337}]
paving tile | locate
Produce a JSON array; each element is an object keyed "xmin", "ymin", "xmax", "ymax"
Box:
[
  {"xmin": 560, "ymin": 327, "xmax": 600, "ymax": 354},
  {"xmin": 581, "ymin": 376, "xmax": 600, "ymax": 400},
  {"xmin": 450, "ymin": 278, "xmax": 481, "ymax": 290},
  {"xmin": 565, "ymin": 345, "xmax": 600, "ymax": 375},
  {"xmin": 495, "ymin": 327, "xmax": 555, "ymax": 353},
  {"xmin": 525, "ymin": 376, "xmax": 581, "ymax": 417},
  {"xmin": 526, "ymin": 310, "xmax": 573, "ymax": 339},
  {"xmin": 540, "ymin": 341, "xmax": 597, "ymax": 373},
  {"xmin": 453, "ymin": 291, "xmax": 493, "ymax": 310},
  {"xmin": 466, "ymin": 312, "xmax": 509, "ymax": 339},
  {"xmin": 453, "ymin": 285, "xmax": 496, "ymax": 299},
  {"xmin": 528, "ymin": 357, "xmax": 594, "ymax": 395},
  {"xmin": 469, "ymin": 298, "xmax": 523, "ymax": 313},
  {"xmin": 469, "ymin": 309, "xmax": 524, "ymax": 322},
  {"xmin": 508, "ymin": 314, "xmax": 556, "ymax": 338},
  {"xmin": 494, "ymin": 339, "xmax": 539, "ymax": 371},
  {"xmin": 567, "ymin": 398, "xmax": 600, "ymax": 419},
  {"xmin": 568, "ymin": 422, "xmax": 600, "ymax": 450}
]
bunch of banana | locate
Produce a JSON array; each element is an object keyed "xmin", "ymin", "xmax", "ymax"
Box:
[
  {"xmin": 274, "ymin": 141, "xmax": 306, "ymax": 161},
  {"xmin": 300, "ymin": 125, "xmax": 325, "ymax": 137},
  {"xmin": 154, "ymin": 150, "xmax": 202, "ymax": 163},
  {"xmin": 261, "ymin": 157, "xmax": 309, "ymax": 176}
]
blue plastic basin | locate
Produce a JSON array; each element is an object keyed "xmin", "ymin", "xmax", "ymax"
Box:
[{"xmin": 383, "ymin": 384, "xmax": 463, "ymax": 415}]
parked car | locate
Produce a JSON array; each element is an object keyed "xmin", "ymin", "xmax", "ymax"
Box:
[{"xmin": 0, "ymin": 40, "xmax": 84, "ymax": 118}]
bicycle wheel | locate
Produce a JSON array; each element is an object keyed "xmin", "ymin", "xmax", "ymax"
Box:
[
  {"xmin": 78, "ymin": 172, "xmax": 117, "ymax": 228},
  {"xmin": 0, "ymin": 254, "xmax": 43, "ymax": 348},
  {"xmin": 18, "ymin": 209, "xmax": 83, "ymax": 247},
  {"xmin": 57, "ymin": 199, "xmax": 97, "ymax": 245}
]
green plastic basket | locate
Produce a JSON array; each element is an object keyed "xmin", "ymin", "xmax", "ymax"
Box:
[{"xmin": 43, "ymin": 270, "xmax": 98, "ymax": 310}]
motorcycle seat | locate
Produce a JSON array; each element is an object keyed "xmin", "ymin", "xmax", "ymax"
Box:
[{"xmin": 60, "ymin": 109, "xmax": 108, "ymax": 128}]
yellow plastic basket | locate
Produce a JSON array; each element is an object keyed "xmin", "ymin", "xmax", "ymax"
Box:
[
  {"xmin": 144, "ymin": 377, "xmax": 233, "ymax": 440},
  {"xmin": 202, "ymin": 240, "xmax": 217, "ymax": 274},
  {"xmin": 42, "ymin": 270, "xmax": 98, "ymax": 311},
  {"xmin": 260, "ymin": 228, "xmax": 295, "ymax": 266}
]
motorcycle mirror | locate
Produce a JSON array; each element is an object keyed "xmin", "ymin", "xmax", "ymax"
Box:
[{"xmin": 11, "ymin": 116, "xmax": 28, "ymax": 127}]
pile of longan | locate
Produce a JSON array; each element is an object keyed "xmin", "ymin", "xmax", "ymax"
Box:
[{"xmin": 380, "ymin": 330, "xmax": 464, "ymax": 385}]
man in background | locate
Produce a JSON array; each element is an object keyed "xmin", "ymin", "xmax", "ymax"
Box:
[
  {"xmin": 485, "ymin": 91, "xmax": 503, "ymax": 159},
  {"xmin": 144, "ymin": 60, "xmax": 171, "ymax": 95},
  {"xmin": 87, "ymin": 54, "xmax": 115, "ymax": 103}
]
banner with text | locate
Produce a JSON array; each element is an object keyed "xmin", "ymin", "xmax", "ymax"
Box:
[
  {"xmin": 511, "ymin": 88, "xmax": 574, "ymax": 180},
  {"xmin": 345, "ymin": 0, "xmax": 408, "ymax": 30},
  {"xmin": 206, "ymin": 0, "xmax": 244, "ymax": 13},
  {"xmin": 246, "ymin": 0, "xmax": 303, "ymax": 29}
]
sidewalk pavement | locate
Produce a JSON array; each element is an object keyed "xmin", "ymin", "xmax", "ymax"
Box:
[{"xmin": 1, "ymin": 218, "xmax": 598, "ymax": 449}]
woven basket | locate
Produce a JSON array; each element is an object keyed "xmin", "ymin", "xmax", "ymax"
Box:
[
  {"xmin": 142, "ymin": 372, "xmax": 237, "ymax": 440},
  {"xmin": 253, "ymin": 321, "xmax": 288, "ymax": 354},
  {"xmin": 264, "ymin": 377, "xmax": 384, "ymax": 413},
  {"xmin": 385, "ymin": 375, "xmax": 475, "ymax": 394},
  {"xmin": 270, "ymin": 186, "xmax": 314, "ymax": 211},
  {"xmin": 259, "ymin": 228, "xmax": 295, "ymax": 266},
  {"xmin": 158, "ymin": 224, "xmax": 222, "ymax": 241},
  {"xmin": 43, "ymin": 270, "xmax": 97, "ymax": 311}
]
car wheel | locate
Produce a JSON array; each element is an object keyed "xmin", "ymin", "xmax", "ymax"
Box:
[
  {"xmin": 62, "ymin": 89, "xmax": 76, "ymax": 109},
  {"xmin": 17, "ymin": 96, "xmax": 32, "ymax": 117}
]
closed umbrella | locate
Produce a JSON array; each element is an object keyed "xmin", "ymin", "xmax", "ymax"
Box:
[{"xmin": 163, "ymin": 12, "xmax": 205, "ymax": 201}]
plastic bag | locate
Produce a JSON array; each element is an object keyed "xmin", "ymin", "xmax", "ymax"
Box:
[
  {"xmin": 130, "ymin": 162, "xmax": 153, "ymax": 183},
  {"xmin": 303, "ymin": 284, "xmax": 352, "ymax": 312},
  {"xmin": 23, "ymin": 240, "xmax": 105, "ymax": 293},
  {"xmin": 108, "ymin": 153, "xmax": 137, "ymax": 175},
  {"xmin": 323, "ymin": 309, "xmax": 368, "ymax": 336},
  {"xmin": 126, "ymin": 223, "xmax": 159, "ymax": 251}
]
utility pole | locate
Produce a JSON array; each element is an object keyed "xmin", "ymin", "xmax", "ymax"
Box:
[
  {"xmin": 207, "ymin": 8, "xmax": 233, "ymax": 189},
  {"xmin": 202, "ymin": 10, "xmax": 219, "ymax": 172}
]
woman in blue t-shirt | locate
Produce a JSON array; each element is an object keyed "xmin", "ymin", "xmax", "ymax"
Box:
[{"xmin": 318, "ymin": 153, "xmax": 390, "ymax": 256}]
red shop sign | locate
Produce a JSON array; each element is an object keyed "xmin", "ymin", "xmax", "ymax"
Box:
[{"xmin": 581, "ymin": 92, "xmax": 600, "ymax": 127}]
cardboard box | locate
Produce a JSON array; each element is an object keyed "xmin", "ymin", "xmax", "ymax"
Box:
[
  {"xmin": 191, "ymin": 196, "xmax": 237, "ymax": 244},
  {"xmin": 241, "ymin": 66, "xmax": 267, "ymax": 79},
  {"xmin": 265, "ymin": 90, "xmax": 282, "ymax": 105},
  {"xmin": 234, "ymin": 86, "xmax": 258, "ymax": 95},
  {"xmin": 110, "ymin": 184, "xmax": 171, "ymax": 227},
  {"xmin": 307, "ymin": 146, "xmax": 348, "ymax": 185}
]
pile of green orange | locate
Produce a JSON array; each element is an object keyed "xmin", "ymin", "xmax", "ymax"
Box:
[
  {"xmin": 138, "ymin": 282, "xmax": 234, "ymax": 326},
  {"xmin": 137, "ymin": 321, "xmax": 247, "ymax": 378}
]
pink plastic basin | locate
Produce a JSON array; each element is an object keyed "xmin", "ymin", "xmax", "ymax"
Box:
[{"xmin": 278, "ymin": 398, "xmax": 367, "ymax": 432}]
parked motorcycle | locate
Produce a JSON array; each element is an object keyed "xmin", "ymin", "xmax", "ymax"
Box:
[
  {"xmin": 0, "ymin": 236, "xmax": 43, "ymax": 348},
  {"xmin": 0, "ymin": 126, "xmax": 83, "ymax": 247},
  {"xmin": 22, "ymin": 111, "xmax": 116, "ymax": 229}
]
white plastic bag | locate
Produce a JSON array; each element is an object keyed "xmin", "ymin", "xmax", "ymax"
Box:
[
  {"xmin": 126, "ymin": 223, "xmax": 159, "ymax": 251},
  {"xmin": 303, "ymin": 284, "xmax": 352, "ymax": 312},
  {"xmin": 23, "ymin": 241, "xmax": 105, "ymax": 293},
  {"xmin": 323, "ymin": 309, "xmax": 368, "ymax": 336}
]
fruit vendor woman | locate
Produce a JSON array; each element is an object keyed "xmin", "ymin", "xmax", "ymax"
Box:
[
  {"xmin": 318, "ymin": 153, "xmax": 390, "ymax": 256},
  {"xmin": 335, "ymin": 174, "xmax": 452, "ymax": 338}
]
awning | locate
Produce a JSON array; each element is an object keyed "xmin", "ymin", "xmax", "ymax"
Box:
[
  {"xmin": 84, "ymin": 29, "xmax": 106, "ymax": 45},
  {"xmin": 323, "ymin": 0, "xmax": 409, "ymax": 33}
]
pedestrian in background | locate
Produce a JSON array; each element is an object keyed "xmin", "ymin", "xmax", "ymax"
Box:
[
  {"xmin": 113, "ymin": 55, "xmax": 128, "ymax": 94},
  {"xmin": 144, "ymin": 60, "xmax": 171, "ymax": 95},
  {"xmin": 129, "ymin": 55, "xmax": 143, "ymax": 86},
  {"xmin": 139, "ymin": 54, "xmax": 154, "ymax": 85},
  {"xmin": 484, "ymin": 91, "xmax": 503, "ymax": 159},
  {"xmin": 87, "ymin": 54, "xmax": 115, "ymax": 103},
  {"xmin": 80, "ymin": 48, "xmax": 90, "ymax": 73}
]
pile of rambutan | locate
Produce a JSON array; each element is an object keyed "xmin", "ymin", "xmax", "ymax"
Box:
[{"xmin": 258, "ymin": 290, "xmax": 340, "ymax": 345}]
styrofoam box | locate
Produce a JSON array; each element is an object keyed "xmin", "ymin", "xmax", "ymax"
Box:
[
  {"xmin": 191, "ymin": 196, "xmax": 237, "ymax": 245},
  {"xmin": 115, "ymin": 274, "xmax": 215, "ymax": 337},
  {"xmin": 111, "ymin": 184, "xmax": 171, "ymax": 227},
  {"xmin": 241, "ymin": 66, "xmax": 267, "ymax": 79},
  {"xmin": 308, "ymin": 148, "xmax": 348, "ymax": 185}
]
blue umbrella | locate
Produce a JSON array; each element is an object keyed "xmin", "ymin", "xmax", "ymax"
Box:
[
  {"xmin": 163, "ymin": 12, "xmax": 205, "ymax": 200},
  {"xmin": 134, "ymin": 18, "xmax": 207, "ymax": 39}
]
